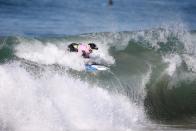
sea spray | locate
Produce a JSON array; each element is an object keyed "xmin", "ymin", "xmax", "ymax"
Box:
[{"xmin": 0, "ymin": 62, "xmax": 146, "ymax": 131}]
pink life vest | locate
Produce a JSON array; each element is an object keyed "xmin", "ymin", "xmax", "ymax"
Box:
[{"xmin": 78, "ymin": 44, "xmax": 91, "ymax": 56}]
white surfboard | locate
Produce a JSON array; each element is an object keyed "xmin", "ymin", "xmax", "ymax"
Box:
[{"xmin": 85, "ymin": 64, "xmax": 109, "ymax": 72}]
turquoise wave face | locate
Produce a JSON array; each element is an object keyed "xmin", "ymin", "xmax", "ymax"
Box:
[{"xmin": 0, "ymin": 28, "xmax": 196, "ymax": 130}]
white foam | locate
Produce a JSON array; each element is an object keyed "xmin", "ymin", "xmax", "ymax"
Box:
[
  {"xmin": 15, "ymin": 39, "xmax": 85, "ymax": 71},
  {"xmin": 89, "ymin": 42, "xmax": 115, "ymax": 65},
  {"xmin": 14, "ymin": 38, "xmax": 115, "ymax": 71},
  {"xmin": 90, "ymin": 23, "xmax": 191, "ymax": 52},
  {"xmin": 0, "ymin": 62, "xmax": 146, "ymax": 131},
  {"xmin": 183, "ymin": 54, "xmax": 196, "ymax": 72},
  {"xmin": 163, "ymin": 54, "xmax": 182, "ymax": 76}
]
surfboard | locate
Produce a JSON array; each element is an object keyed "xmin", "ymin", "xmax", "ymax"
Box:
[{"xmin": 85, "ymin": 64, "xmax": 109, "ymax": 72}]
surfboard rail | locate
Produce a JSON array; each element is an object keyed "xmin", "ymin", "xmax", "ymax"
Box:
[{"xmin": 85, "ymin": 64, "xmax": 109, "ymax": 72}]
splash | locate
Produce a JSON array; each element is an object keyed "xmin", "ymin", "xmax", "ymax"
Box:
[{"xmin": 0, "ymin": 62, "xmax": 146, "ymax": 131}]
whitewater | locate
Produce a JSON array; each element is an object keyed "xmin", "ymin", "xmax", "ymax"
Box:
[{"xmin": 0, "ymin": 26, "xmax": 196, "ymax": 130}]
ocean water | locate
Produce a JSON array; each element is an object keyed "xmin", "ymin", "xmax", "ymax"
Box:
[
  {"xmin": 0, "ymin": 0, "xmax": 196, "ymax": 131},
  {"xmin": 0, "ymin": 0, "xmax": 196, "ymax": 36}
]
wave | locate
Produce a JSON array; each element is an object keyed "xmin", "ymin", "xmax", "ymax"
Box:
[{"xmin": 0, "ymin": 26, "xmax": 196, "ymax": 130}]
